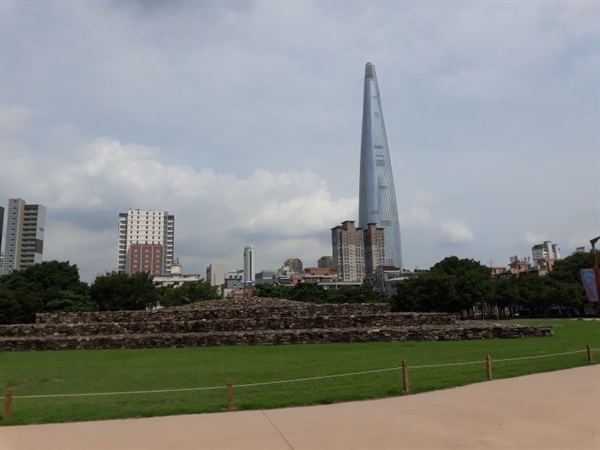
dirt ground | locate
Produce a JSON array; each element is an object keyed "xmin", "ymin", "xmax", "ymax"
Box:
[{"xmin": 1, "ymin": 365, "xmax": 598, "ymax": 450}]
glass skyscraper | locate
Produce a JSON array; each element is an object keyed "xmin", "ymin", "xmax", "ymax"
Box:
[{"xmin": 358, "ymin": 62, "xmax": 403, "ymax": 270}]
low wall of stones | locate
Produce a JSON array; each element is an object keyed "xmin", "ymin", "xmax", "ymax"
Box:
[
  {"xmin": 35, "ymin": 299, "xmax": 395, "ymax": 324},
  {"xmin": 1, "ymin": 324, "xmax": 553, "ymax": 351},
  {"xmin": 0, "ymin": 313, "xmax": 457, "ymax": 338},
  {"xmin": 0, "ymin": 298, "xmax": 553, "ymax": 351}
]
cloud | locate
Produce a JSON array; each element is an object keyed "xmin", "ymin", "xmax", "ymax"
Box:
[
  {"xmin": 441, "ymin": 221, "xmax": 474, "ymax": 244},
  {"xmin": 523, "ymin": 231, "xmax": 550, "ymax": 245},
  {"xmin": 21, "ymin": 136, "xmax": 355, "ymax": 281},
  {"xmin": 0, "ymin": 105, "xmax": 33, "ymax": 134}
]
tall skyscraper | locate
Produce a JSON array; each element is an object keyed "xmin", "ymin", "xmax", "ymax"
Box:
[
  {"xmin": 2, "ymin": 198, "xmax": 46, "ymax": 274},
  {"xmin": 243, "ymin": 245, "xmax": 255, "ymax": 283},
  {"xmin": 358, "ymin": 62, "xmax": 403, "ymax": 270},
  {"xmin": 118, "ymin": 209, "xmax": 174, "ymax": 276},
  {"xmin": 0, "ymin": 206, "xmax": 4, "ymax": 273}
]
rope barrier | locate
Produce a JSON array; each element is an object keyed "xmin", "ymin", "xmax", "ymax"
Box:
[{"xmin": 10, "ymin": 347, "xmax": 599, "ymax": 400}]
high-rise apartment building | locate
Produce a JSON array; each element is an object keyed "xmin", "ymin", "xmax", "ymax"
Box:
[
  {"xmin": 332, "ymin": 221, "xmax": 385, "ymax": 282},
  {"xmin": 364, "ymin": 222, "xmax": 386, "ymax": 276},
  {"xmin": 243, "ymin": 245, "xmax": 255, "ymax": 283},
  {"xmin": 2, "ymin": 198, "xmax": 46, "ymax": 274},
  {"xmin": 118, "ymin": 209, "xmax": 174, "ymax": 276},
  {"xmin": 358, "ymin": 62, "xmax": 403, "ymax": 270}
]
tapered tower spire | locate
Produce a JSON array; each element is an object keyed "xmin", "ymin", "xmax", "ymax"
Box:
[{"xmin": 358, "ymin": 62, "xmax": 403, "ymax": 270}]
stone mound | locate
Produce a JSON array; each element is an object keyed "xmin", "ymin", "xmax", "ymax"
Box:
[{"xmin": 0, "ymin": 297, "xmax": 553, "ymax": 351}]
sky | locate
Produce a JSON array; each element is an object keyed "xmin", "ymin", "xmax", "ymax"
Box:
[{"xmin": 0, "ymin": 0, "xmax": 598, "ymax": 283}]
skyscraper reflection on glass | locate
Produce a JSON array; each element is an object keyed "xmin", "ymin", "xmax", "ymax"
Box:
[{"xmin": 358, "ymin": 62, "xmax": 403, "ymax": 270}]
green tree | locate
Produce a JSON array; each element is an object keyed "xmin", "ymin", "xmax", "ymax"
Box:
[
  {"xmin": 288, "ymin": 282, "xmax": 327, "ymax": 303},
  {"xmin": 159, "ymin": 280, "xmax": 220, "ymax": 307},
  {"xmin": 392, "ymin": 257, "xmax": 491, "ymax": 315},
  {"xmin": 90, "ymin": 271, "xmax": 159, "ymax": 311},
  {"xmin": 0, "ymin": 260, "xmax": 92, "ymax": 323},
  {"xmin": 254, "ymin": 283, "xmax": 291, "ymax": 299}
]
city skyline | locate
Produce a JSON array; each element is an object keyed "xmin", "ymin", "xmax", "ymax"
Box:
[{"xmin": 0, "ymin": 2, "xmax": 597, "ymax": 282}]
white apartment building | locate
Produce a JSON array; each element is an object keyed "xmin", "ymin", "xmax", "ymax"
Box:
[
  {"xmin": 532, "ymin": 241, "xmax": 561, "ymax": 262},
  {"xmin": 118, "ymin": 209, "xmax": 175, "ymax": 275},
  {"xmin": 2, "ymin": 198, "xmax": 46, "ymax": 274}
]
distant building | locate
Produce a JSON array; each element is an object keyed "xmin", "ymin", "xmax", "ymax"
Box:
[
  {"xmin": 507, "ymin": 256, "xmax": 532, "ymax": 276},
  {"xmin": 283, "ymin": 258, "xmax": 303, "ymax": 274},
  {"xmin": 531, "ymin": 241, "xmax": 561, "ymax": 275},
  {"xmin": 532, "ymin": 241, "xmax": 561, "ymax": 262},
  {"xmin": 2, "ymin": 198, "xmax": 46, "ymax": 274},
  {"xmin": 331, "ymin": 220, "xmax": 385, "ymax": 282},
  {"xmin": 243, "ymin": 245, "xmax": 255, "ymax": 283},
  {"xmin": 206, "ymin": 263, "xmax": 228, "ymax": 288},
  {"xmin": 364, "ymin": 223, "xmax": 385, "ymax": 276},
  {"xmin": 153, "ymin": 261, "xmax": 202, "ymax": 288},
  {"xmin": 118, "ymin": 209, "xmax": 174, "ymax": 276},
  {"xmin": 317, "ymin": 256, "xmax": 333, "ymax": 269},
  {"xmin": 332, "ymin": 221, "xmax": 365, "ymax": 282},
  {"xmin": 0, "ymin": 206, "xmax": 4, "ymax": 275}
]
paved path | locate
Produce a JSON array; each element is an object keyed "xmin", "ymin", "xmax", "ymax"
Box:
[{"xmin": 1, "ymin": 365, "xmax": 599, "ymax": 450}]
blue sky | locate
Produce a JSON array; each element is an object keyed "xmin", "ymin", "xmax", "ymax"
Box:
[{"xmin": 1, "ymin": 1, "xmax": 598, "ymax": 282}]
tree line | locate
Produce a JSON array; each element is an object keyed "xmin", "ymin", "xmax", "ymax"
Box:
[
  {"xmin": 392, "ymin": 253, "xmax": 595, "ymax": 318},
  {"xmin": 0, "ymin": 251, "xmax": 596, "ymax": 324},
  {"xmin": 0, "ymin": 261, "xmax": 219, "ymax": 324}
]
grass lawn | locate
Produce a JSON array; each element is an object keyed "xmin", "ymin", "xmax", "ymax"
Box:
[{"xmin": 1, "ymin": 319, "xmax": 598, "ymax": 425}]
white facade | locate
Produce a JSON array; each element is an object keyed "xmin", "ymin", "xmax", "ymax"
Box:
[
  {"xmin": 118, "ymin": 209, "xmax": 175, "ymax": 275},
  {"xmin": 531, "ymin": 241, "xmax": 561, "ymax": 262},
  {"xmin": 2, "ymin": 198, "xmax": 45, "ymax": 274},
  {"xmin": 243, "ymin": 245, "xmax": 255, "ymax": 282},
  {"xmin": 206, "ymin": 263, "xmax": 228, "ymax": 287}
]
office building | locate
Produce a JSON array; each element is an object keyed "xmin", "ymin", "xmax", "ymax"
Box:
[
  {"xmin": 2, "ymin": 198, "xmax": 46, "ymax": 274},
  {"xmin": 118, "ymin": 209, "xmax": 174, "ymax": 275},
  {"xmin": 358, "ymin": 62, "xmax": 403, "ymax": 270}
]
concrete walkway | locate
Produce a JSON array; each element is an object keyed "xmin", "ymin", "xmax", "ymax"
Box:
[{"xmin": 1, "ymin": 365, "xmax": 599, "ymax": 450}]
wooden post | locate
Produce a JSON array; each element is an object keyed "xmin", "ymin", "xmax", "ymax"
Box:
[
  {"xmin": 401, "ymin": 360, "xmax": 410, "ymax": 394},
  {"xmin": 4, "ymin": 389, "xmax": 13, "ymax": 423},
  {"xmin": 226, "ymin": 378, "xmax": 233, "ymax": 410},
  {"xmin": 485, "ymin": 355, "xmax": 492, "ymax": 380},
  {"xmin": 586, "ymin": 345, "xmax": 593, "ymax": 362}
]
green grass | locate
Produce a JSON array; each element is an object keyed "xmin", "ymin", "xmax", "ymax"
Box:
[{"xmin": 1, "ymin": 319, "xmax": 598, "ymax": 425}]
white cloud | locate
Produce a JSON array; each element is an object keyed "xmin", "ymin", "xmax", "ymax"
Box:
[
  {"xmin": 523, "ymin": 231, "xmax": 550, "ymax": 245},
  {"xmin": 0, "ymin": 105, "xmax": 33, "ymax": 134},
  {"xmin": 441, "ymin": 221, "xmax": 474, "ymax": 244},
  {"xmin": 13, "ymin": 136, "xmax": 355, "ymax": 280}
]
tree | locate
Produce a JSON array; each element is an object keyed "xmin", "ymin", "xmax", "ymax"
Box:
[
  {"xmin": 90, "ymin": 272, "xmax": 159, "ymax": 311},
  {"xmin": 254, "ymin": 283, "xmax": 291, "ymax": 299},
  {"xmin": 0, "ymin": 260, "xmax": 93, "ymax": 323},
  {"xmin": 327, "ymin": 283, "xmax": 388, "ymax": 304},
  {"xmin": 159, "ymin": 280, "xmax": 220, "ymax": 307},
  {"xmin": 288, "ymin": 283, "xmax": 327, "ymax": 303}
]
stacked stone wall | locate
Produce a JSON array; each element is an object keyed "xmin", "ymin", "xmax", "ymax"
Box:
[{"xmin": 0, "ymin": 298, "xmax": 552, "ymax": 351}]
